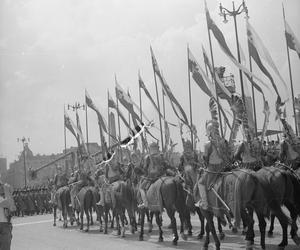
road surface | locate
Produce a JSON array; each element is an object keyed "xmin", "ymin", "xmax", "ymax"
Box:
[{"xmin": 11, "ymin": 212, "xmax": 299, "ymax": 250}]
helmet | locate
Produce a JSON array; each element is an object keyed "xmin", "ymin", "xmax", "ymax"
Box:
[
  {"xmin": 183, "ymin": 140, "xmax": 193, "ymax": 153},
  {"xmin": 149, "ymin": 142, "xmax": 159, "ymax": 154}
]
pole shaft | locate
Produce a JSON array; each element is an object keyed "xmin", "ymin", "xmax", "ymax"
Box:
[
  {"xmin": 23, "ymin": 143, "xmax": 27, "ymax": 187},
  {"xmin": 232, "ymin": 2, "xmax": 245, "ymax": 104},
  {"xmin": 64, "ymin": 105, "xmax": 67, "ymax": 153},
  {"xmin": 107, "ymin": 91, "xmax": 111, "ymax": 147},
  {"xmin": 248, "ymin": 53, "xmax": 258, "ymax": 137},
  {"xmin": 85, "ymin": 100, "xmax": 89, "ymax": 151},
  {"xmin": 206, "ymin": 9, "xmax": 224, "ymax": 137},
  {"xmin": 283, "ymin": 5, "xmax": 298, "ymax": 136},
  {"xmin": 152, "ymin": 62, "xmax": 164, "ymax": 150},
  {"xmin": 187, "ymin": 46, "xmax": 193, "ymax": 148}
]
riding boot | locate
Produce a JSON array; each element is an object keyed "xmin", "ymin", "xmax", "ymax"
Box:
[
  {"xmin": 96, "ymin": 188, "xmax": 105, "ymax": 206},
  {"xmin": 197, "ymin": 183, "xmax": 209, "ymax": 210},
  {"xmin": 138, "ymin": 188, "xmax": 148, "ymax": 208}
]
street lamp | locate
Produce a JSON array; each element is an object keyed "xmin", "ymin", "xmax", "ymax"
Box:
[
  {"xmin": 17, "ymin": 137, "xmax": 30, "ymax": 187},
  {"xmin": 219, "ymin": 0, "xmax": 249, "ymax": 102}
]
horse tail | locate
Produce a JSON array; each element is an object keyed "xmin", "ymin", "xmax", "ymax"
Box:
[
  {"xmin": 84, "ymin": 189, "xmax": 93, "ymax": 213},
  {"xmin": 259, "ymin": 171, "xmax": 292, "ymax": 225},
  {"xmin": 174, "ymin": 178, "xmax": 186, "ymax": 214}
]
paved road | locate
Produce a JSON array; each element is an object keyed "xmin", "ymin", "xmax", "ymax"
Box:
[{"xmin": 11, "ymin": 213, "xmax": 299, "ymax": 250}]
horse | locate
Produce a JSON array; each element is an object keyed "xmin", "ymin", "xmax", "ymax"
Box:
[
  {"xmin": 196, "ymin": 168, "xmax": 267, "ymax": 250},
  {"xmin": 258, "ymin": 164, "xmax": 300, "ymax": 249},
  {"xmin": 76, "ymin": 186, "xmax": 94, "ymax": 232},
  {"xmin": 182, "ymin": 164, "xmax": 227, "ymax": 240},
  {"xmin": 136, "ymin": 174, "xmax": 188, "ymax": 245}
]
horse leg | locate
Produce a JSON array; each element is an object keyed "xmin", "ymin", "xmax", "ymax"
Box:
[
  {"xmin": 285, "ymin": 201, "xmax": 300, "ymax": 245},
  {"xmin": 80, "ymin": 209, "xmax": 84, "ymax": 231},
  {"xmin": 268, "ymin": 213, "xmax": 275, "ymax": 237},
  {"xmin": 116, "ymin": 212, "xmax": 121, "ymax": 235},
  {"xmin": 85, "ymin": 207, "xmax": 90, "ymax": 232},
  {"xmin": 139, "ymin": 208, "xmax": 145, "ymax": 241},
  {"xmin": 217, "ymin": 218, "xmax": 225, "ymax": 240},
  {"xmin": 179, "ymin": 211, "xmax": 188, "ymax": 240},
  {"xmin": 275, "ymin": 209, "xmax": 289, "ymax": 248},
  {"xmin": 257, "ymin": 212, "xmax": 266, "ymax": 250},
  {"xmin": 53, "ymin": 206, "xmax": 57, "ymax": 226},
  {"xmin": 166, "ymin": 209, "xmax": 178, "ymax": 245},
  {"xmin": 243, "ymin": 208, "xmax": 255, "ymax": 250},
  {"xmin": 202, "ymin": 210, "xmax": 220, "ymax": 250},
  {"xmin": 185, "ymin": 210, "xmax": 193, "ymax": 236},
  {"xmin": 104, "ymin": 207, "xmax": 108, "ymax": 234},
  {"xmin": 120, "ymin": 211, "xmax": 126, "ymax": 238},
  {"xmin": 155, "ymin": 212, "xmax": 163, "ymax": 242},
  {"xmin": 195, "ymin": 207, "xmax": 205, "ymax": 239},
  {"xmin": 203, "ymin": 221, "xmax": 210, "ymax": 250}
]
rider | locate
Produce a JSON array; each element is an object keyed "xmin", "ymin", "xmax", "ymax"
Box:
[
  {"xmin": 198, "ymin": 120, "xmax": 229, "ymax": 223},
  {"xmin": 279, "ymin": 132, "xmax": 300, "ymax": 169},
  {"xmin": 234, "ymin": 137, "xmax": 263, "ymax": 171},
  {"xmin": 138, "ymin": 142, "xmax": 175, "ymax": 209},
  {"xmin": 53, "ymin": 165, "xmax": 68, "ymax": 209},
  {"xmin": 179, "ymin": 139, "xmax": 199, "ymax": 172},
  {"xmin": 96, "ymin": 151, "xmax": 123, "ymax": 208}
]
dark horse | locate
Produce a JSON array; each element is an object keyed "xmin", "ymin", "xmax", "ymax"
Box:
[
  {"xmin": 256, "ymin": 165, "xmax": 300, "ymax": 249},
  {"xmin": 197, "ymin": 169, "xmax": 267, "ymax": 250},
  {"xmin": 137, "ymin": 175, "xmax": 188, "ymax": 245}
]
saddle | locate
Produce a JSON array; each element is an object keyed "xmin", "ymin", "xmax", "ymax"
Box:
[{"xmin": 145, "ymin": 177, "xmax": 166, "ymax": 212}]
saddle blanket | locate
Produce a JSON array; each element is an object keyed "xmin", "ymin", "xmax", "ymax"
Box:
[{"xmin": 146, "ymin": 178, "xmax": 164, "ymax": 212}]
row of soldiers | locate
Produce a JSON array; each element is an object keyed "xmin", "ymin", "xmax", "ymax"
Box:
[{"xmin": 12, "ymin": 186, "xmax": 52, "ymax": 217}]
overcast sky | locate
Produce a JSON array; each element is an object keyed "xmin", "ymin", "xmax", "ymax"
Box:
[{"xmin": 1, "ymin": 0, "xmax": 299, "ymax": 166}]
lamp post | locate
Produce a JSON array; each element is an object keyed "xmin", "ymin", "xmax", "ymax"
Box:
[
  {"xmin": 219, "ymin": 0, "xmax": 249, "ymax": 103},
  {"xmin": 17, "ymin": 137, "xmax": 30, "ymax": 187}
]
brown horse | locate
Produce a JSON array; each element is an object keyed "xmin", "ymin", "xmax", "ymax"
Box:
[
  {"xmin": 137, "ymin": 175, "xmax": 188, "ymax": 245},
  {"xmin": 257, "ymin": 165, "xmax": 300, "ymax": 249},
  {"xmin": 196, "ymin": 169, "xmax": 267, "ymax": 250}
]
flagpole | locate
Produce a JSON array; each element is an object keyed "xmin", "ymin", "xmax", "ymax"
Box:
[
  {"xmin": 187, "ymin": 45, "xmax": 194, "ymax": 148},
  {"xmin": 85, "ymin": 96, "xmax": 89, "ymax": 152},
  {"xmin": 151, "ymin": 48, "xmax": 164, "ymax": 150},
  {"xmin": 138, "ymin": 71, "xmax": 145, "ymax": 154},
  {"xmin": 115, "ymin": 74, "xmax": 123, "ymax": 159},
  {"xmin": 283, "ymin": 4, "xmax": 298, "ymax": 136},
  {"xmin": 64, "ymin": 104, "xmax": 67, "ymax": 153},
  {"xmin": 205, "ymin": 5, "xmax": 224, "ymax": 138},
  {"xmin": 248, "ymin": 53, "xmax": 258, "ymax": 137},
  {"xmin": 161, "ymin": 86, "xmax": 167, "ymax": 151},
  {"xmin": 107, "ymin": 90, "xmax": 111, "ymax": 147}
]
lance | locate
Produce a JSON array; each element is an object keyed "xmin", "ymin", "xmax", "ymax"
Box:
[{"xmin": 208, "ymin": 183, "xmax": 233, "ymax": 218}]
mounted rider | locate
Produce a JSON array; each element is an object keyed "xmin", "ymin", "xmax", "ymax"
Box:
[
  {"xmin": 179, "ymin": 139, "xmax": 199, "ymax": 172},
  {"xmin": 279, "ymin": 119, "xmax": 300, "ymax": 169},
  {"xmin": 97, "ymin": 151, "xmax": 124, "ymax": 208},
  {"xmin": 138, "ymin": 142, "xmax": 176, "ymax": 209},
  {"xmin": 53, "ymin": 165, "xmax": 68, "ymax": 209},
  {"xmin": 198, "ymin": 119, "xmax": 231, "ymax": 223},
  {"xmin": 234, "ymin": 137, "xmax": 264, "ymax": 171}
]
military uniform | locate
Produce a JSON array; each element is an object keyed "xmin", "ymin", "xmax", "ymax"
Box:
[
  {"xmin": 234, "ymin": 139, "xmax": 263, "ymax": 171},
  {"xmin": 280, "ymin": 137, "xmax": 300, "ymax": 169}
]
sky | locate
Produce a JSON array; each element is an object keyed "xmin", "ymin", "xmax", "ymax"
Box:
[{"xmin": 0, "ymin": 0, "xmax": 300, "ymax": 167}]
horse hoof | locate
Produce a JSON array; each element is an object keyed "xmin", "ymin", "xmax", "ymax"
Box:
[
  {"xmin": 147, "ymin": 222, "xmax": 153, "ymax": 233},
  {"xmin": 70, "ymin": 221, "xmax": 74, "ymax": 226},
  {"xmin": 85, "ymin": 229, "xmax": 89, "ymax": 233},
  {"xmin": 158, "ymin": 237, "xmax": 163, "ymax": 242},
  {"xmin": 232, "ymin": 227, "xmax": 238, "ymax": 234},
  {"xmin": 53, "ymin": 223, "xmax": 56, "ymax": 227},
  {"xmin": 172, "ymin": 240, "xmax": 178, "ymax": 246},
  {"xmin": 80, "ymin": 227, "xmax": 83, "ymax": 231},
  {"xmin": 181, "ymin": 233, "xmax": 187, "ymax": 241},
  {"xmin": 187, "ymin": 230, "xmax": 193, "ymax": 236},
  {"xmin": 246, "ymin": 240, "xmax": 254, "ymax": 250},
  {"xmin": 139, "ymin": 235, "xmax": 144, "ymax": 241},
  {"xmin": 99, "ymin": 228, "xmax": 103, "ymax": 233},
  {"xmin": 197, "ymin": 233, "xmax": 204, "ymax": 240},
  {"xmin": 104, "ymin": 230, "xmax": 108, "ymax": 234},
  {"xmin": 219, "ymin": 232, "xmax": 225, "ymax": 240},
  {"xmin": 267, "ymin": 231, "xmax": 273, "ymax": 237},
  {"xmin": 292, "ymin": 235, "xmax": 300, "ymax": 245}
]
